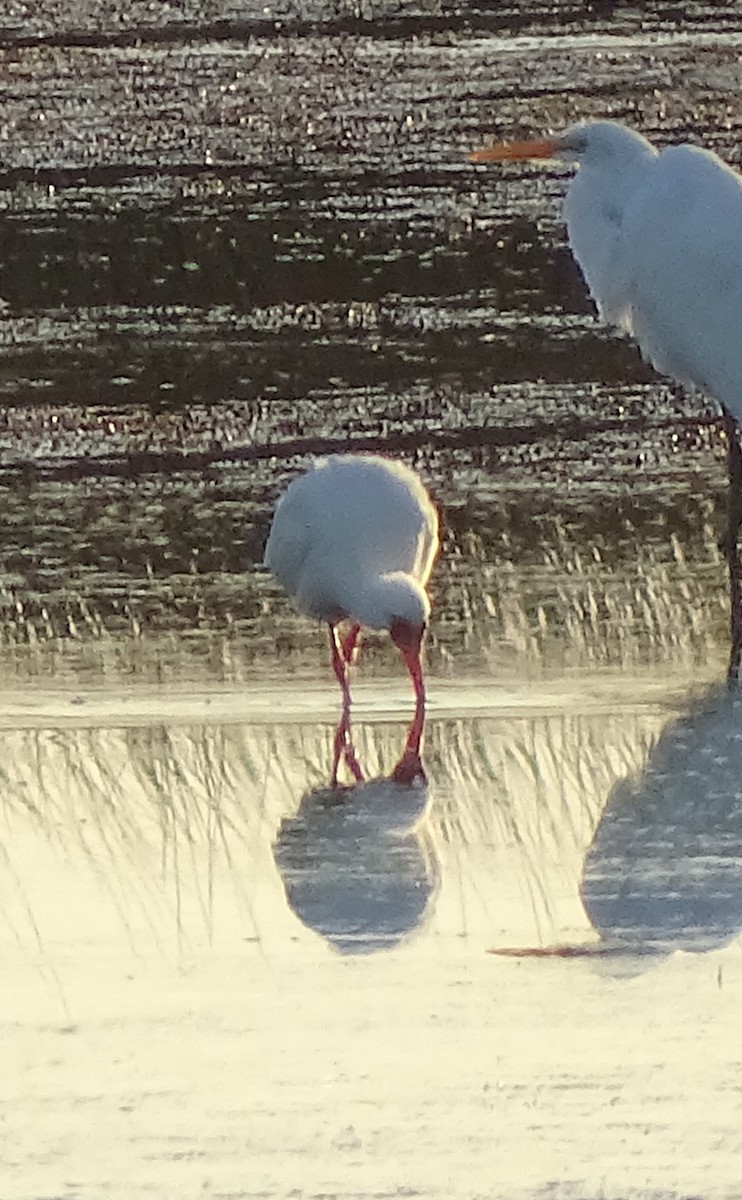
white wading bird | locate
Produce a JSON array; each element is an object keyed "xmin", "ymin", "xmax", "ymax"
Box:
[
  {"xmin": 264, "ymin": 453, "xmax": 439, "ymax": 786},
  {"xmin": 469, "ymin": 118, "xmax": 742, "ymax": 681}
]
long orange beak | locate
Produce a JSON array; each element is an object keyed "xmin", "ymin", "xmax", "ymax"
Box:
[{"xmin": 468, "ymin": 136, "xmax": 559, "ymax": 164}]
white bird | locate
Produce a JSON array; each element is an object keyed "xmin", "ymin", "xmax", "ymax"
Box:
[
  {"xmin": 469, "ymin": 118, "xmax": 742, "ymax": 680},
  {"xmin": 264, "ymin": 453, "xmax": 439, "ymax": 786}
]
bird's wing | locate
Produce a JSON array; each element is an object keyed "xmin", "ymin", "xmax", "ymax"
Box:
[
  {"xmin": 263, "ymin": 477, "xmax": 314, "ymax": 596},
  {"xmin": 319, "ymin": 458, "xmax": 437, "ymax": 582},
  {"xmin": 264, "ymin": 461, "xmax": 381, "ymax": 622},
  {"xmin": 621, "ymin": 145, "xmax": 742, "ymax": 413},
  {"xmin": 367, "ymin": 475, "xmax": 438, "ymax": 585},
  {"xmin": 412, "ymin": 498, "xmax": 440, "ymax": 587}
]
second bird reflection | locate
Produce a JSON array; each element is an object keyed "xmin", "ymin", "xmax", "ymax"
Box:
[
  {"xmin": 264, "ymin": 454, "xmax": 439, "ymax": 787},
  {"xmin": 582, "ymin": 684, "xmax": 742, "ymax": 958}
]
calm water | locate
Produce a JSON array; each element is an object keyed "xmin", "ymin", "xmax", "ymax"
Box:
[{"xmin": 3, "ymin": 5, "xmax": 742, "ymax": 1199}]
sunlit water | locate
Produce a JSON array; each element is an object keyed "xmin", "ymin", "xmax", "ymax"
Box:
[{"xmin": 3, "ymin": 5, "xmax": 742, "ymax": 1199}]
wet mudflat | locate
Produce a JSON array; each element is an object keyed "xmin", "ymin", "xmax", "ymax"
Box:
[{"xmin": 2, "ymin": 3, "xmax": 742, "ymax": 1198}]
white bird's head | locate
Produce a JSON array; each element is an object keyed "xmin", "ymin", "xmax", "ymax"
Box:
[
  {"xmin": 350, "ymin": 570, "xmax": 429, "ymax": 686},
  {"xmin": 550, "ymin": 120, "xmax": 656, "ymax": 168},
  {"xmin": 371, "ymin": 571, "xmax": 430, "ymax": 637},
  {"xmin": 469, "ymin": 118, "xmax": 656, "ymax": 171}
]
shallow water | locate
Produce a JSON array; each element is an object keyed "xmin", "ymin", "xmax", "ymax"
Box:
[
  {"xmin": 3, "ymin": 3, "xmax": 742, "ymax": 1198},
  {"xmin": 5, "ymin": 676, "xmax": 742, "ymax": 1199}
]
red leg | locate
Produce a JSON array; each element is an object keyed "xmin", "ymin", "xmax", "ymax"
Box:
[
  {"xmin": 390, "ymin": 643, "xmax": 427, "ymax": 786},
  {"xmin": 330, "ymin": 711, "xmax": 364, "ymax": 786},
  {"xmin": 390, "ymin": 700, "xmax": 426, "ymax": 784},
  {"xmin": 327, "ymin": 623, "xmax": 364, "ymax": 786},
  {"xmin": 341, "ymin": 727, "xmax": 364, "ymax": 783},
  {"xmin": 330, "ymin": 718, "xmax": 345, "ymax": 788},
  {"xmin": 331, "ymin": 716, "xmax": 364, "ymax": 786},
  {"xmin": 328, "ymin": 624, "xmax": 351, "ymax": 705},
  {"xmin": 341, "ymin": 622, "xmax": 362, "ymax": 665}
]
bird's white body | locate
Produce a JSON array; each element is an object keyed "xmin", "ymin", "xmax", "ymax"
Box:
[
  {"xmin": 470, "ymin": 119, "xmax": 742, "ymax": 683},
  {"xmin": 264, "ymin": 453, "xmax": 439, "ymax": 632},
  {"xmin": 558, "ymin": 121, "xmax": 742, "ymax": 418},
  {"xmin": 471, "ymin": 119, "xmax": 742, "ymax": 419}
]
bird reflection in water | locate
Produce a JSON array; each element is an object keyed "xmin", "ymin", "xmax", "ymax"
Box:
[
  {"xmin": 272, "ymin": 775, "xmax": 438, "ymax": 954},
  {"xmin": 581, "ymin": 684, "xmax": 742, "ymax": 958}
]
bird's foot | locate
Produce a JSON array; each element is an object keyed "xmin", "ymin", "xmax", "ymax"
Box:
[{"xmin": 389, "ymin": 749, "xmax": 427, "ymax": 788}]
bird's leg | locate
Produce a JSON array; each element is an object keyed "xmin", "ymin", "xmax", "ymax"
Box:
[
  {"xmin": 340, "ymin": 623, "xmax": 364, "ymax": 779},
  {"xmin": 389, "ymin": 627, "xmax": 427, "ymax": 786},
  {"xmin": 329, "ymin": 624, "xmax": 346, "ymax": 685},
  {"xmin": 340, "ymin": 728, "xmax": 364, "ymax": 783},
  {"xmin": 328, "ymin": 623, "xmax": 364, "ymax": 787},
  {"xmin": 340, "ymin": 622, "xmax": 362, "ymax": 666},
  {"xmin": 329, "ymin": 623, "xmax": 352, "ymax": 716},
  {"xmin": 391, "ymin": 684, "xmax": 427, "ymax": 786},
  {"xmin": 330, "ymin": 717, "xmax": 364, "ymax": 787},
  {"xmin": 329, "ymin": 623, "xmax": 352, "ymax": 786},
  {"xmin": 723, "ymin": 410, "xmax": 742, "ymax": 687}
]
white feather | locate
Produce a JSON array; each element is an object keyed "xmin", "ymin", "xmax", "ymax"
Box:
[
  {"xmin": 557, "ymin": 120, "xmax": 742, "ymax": 416},
  {"xmin": 264, "ymin": 454, "xmax": 439, "ymax": 631}
]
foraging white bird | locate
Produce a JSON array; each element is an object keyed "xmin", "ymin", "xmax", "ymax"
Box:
[
  {"xmin": 469, "ymin": 118, "xmax": 742, "ymax": 679},
  {"xmin": 264, "ymin": 453, "xmax": 439, "ymax": 786}
]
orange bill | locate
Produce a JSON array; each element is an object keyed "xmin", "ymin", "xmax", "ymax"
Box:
[{"xmin": 468, "ymin": 136, "xmax": 558, "ymax": 164}]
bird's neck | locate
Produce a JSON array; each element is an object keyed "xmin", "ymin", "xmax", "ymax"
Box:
[{"xmin": 563, "ymin": 149, "xmax": 656, "ymax": 328}]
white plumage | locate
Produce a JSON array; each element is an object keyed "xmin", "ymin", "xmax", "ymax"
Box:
[
  {"xmin": 265, "ymin": 453, "xmax": 438, "ymax": 631},
  {"xmin": 264, "ymin": 453, "xmax": 439, "ymax": 786},
  {"xmin": 470, "ymin": 118, "xmax": 742, "ymax": 681},
  {"xmin": 470, "ymin": 118, "xmax": 742, "ymax": 420}
]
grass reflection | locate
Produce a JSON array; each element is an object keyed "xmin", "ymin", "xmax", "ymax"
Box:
[{"xmin": 0, "ymin": 686, "xmax": 682, "ymax": 959}]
